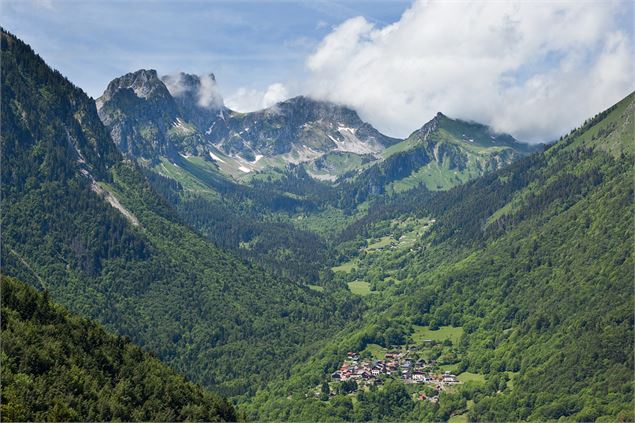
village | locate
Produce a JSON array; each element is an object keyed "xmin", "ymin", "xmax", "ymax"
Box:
[{"xmin": 329, "ymin": 349, "xmax": 460, "ymax": 403}]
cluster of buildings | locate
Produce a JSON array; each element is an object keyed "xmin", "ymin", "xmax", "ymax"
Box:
[{"xmin": 331, "ymin": 351, "xmax": 460, "ymax": 390}]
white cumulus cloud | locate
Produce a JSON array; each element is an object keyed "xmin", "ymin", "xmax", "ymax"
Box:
[
  {"xmin": 226, "ymin": 82, "xmax": 290, "ymax": 112},
  {"xmin": 304, "ymin": 0, "xmax": 635, "ymax": 142},
  {"xmin": 197, "ymin": 74, "xmax": 224, "ymax": 109},
  {"xmin": 162, "ymin": 72, "xmax": 224, "ymax": 109}
]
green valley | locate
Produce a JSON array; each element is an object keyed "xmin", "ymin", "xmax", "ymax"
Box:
[
  {"xmin": 0, "ymin": 30, "xmax": 362, "ymax": 404},
  {"xmin": 1, "ymin": 15, "xmax": 633, "ymax": 423},
  {"xmin": 240, "ymin": 93, "xmax": 635, "ymax": 422}
]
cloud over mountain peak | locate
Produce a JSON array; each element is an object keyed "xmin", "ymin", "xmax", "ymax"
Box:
[{"xmin": 304, "ymin": 0, "xmax": 634, "ymax": 142}]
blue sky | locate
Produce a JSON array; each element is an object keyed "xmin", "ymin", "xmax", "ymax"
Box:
[
  {"xmin": 3, "ymin": 0, "xmax": 633, "ymax": 141},
  {"xmin": 2, "ymin": 0, "xmax": 410, "ymax": 99}
]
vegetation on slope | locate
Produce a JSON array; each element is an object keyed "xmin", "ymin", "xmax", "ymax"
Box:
[
  {"xmin": 0, "ymin": 29, "xmax": 362, "ymax": 401},
  {"xmin": 1, "ymin": 276, "xmax": 237, "ymax": 422},
  {"xmin": 2, "ymin": 25, "xmax": 633, "ymax": 423},
  {"xmin": 243, "ymin": 93, "xmax": 635, "ymax": 422}
]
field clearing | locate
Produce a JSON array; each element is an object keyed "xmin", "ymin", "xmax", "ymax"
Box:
[
  {"xmin": 412, "ymin": 325, "xmax": 464, "ymax": 345},
  {"xmin": 307, "ymin": 285, "xmax": 324, "ymax": 292},
  {"xmin": 348, "ymin": 281, "xmax": 372, "ymax": 296},
  {"xmin": 332, "ymin": 259, "xmax": 358, "ymax": 273},
  {"xmin": 364, "ymin": 343, "xmax": 385, "ymax": 359},
  {"xmin": 365, "ymin": 236, "xmax": 394, "ymax": 250},
  {"xmin": 457, "ymin": 372, "xmax": 486, "ymax": 384},
  {"xmin": 448, "ymin": 414, "xmax": 469, "ymax": 423}
]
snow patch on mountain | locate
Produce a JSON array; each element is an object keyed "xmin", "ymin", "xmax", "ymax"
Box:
[
  {"xmin": 328, "ymin": 130, "xmax": 383, "ymax": 155},
  {"xmin": 209, "ymin": 152, "xmax": 226, "ymax": 163}
]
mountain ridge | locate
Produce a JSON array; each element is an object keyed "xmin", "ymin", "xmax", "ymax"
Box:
[{"xmin": 96, "ymin": 69, "xmax": 537, "ymax": 187}]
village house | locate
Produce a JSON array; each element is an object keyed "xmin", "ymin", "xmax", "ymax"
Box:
[
  {"xmin": 412, "ymin": 372, "xmax": 427, "ymax": 382},
  {"xmin": 331, "ymin": 350, "xmax": 463, "ymax": 395},
  {"xmin": 442, "ymin": 374, "xmax": 458, "ymax": 384}
]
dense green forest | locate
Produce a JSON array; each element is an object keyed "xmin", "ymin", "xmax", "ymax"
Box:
[
  {"xmin": 1, "ymin": 276, "xmax": 236, "ymax": 422},
  {"xmin": 142, "ymin": 156, "xmax": 334, "ymax": 283},
  {"xmin": 240, "ymin": 93, "xmax": 635, "ymax": 421},
  {"xmin": 0, "ymin": 29, "xmax": 363, "ymax": 402},
  {"xmin": 1, "ymin": 27, "xmax": 633, "ymax": 423}
]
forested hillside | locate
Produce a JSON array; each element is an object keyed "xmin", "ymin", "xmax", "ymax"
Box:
[
  {"xmin": 243, "ymin": 93, "xmax": 635, "ymax": 422},
  {"xmin": 1, "ymin": 25, "xmax": 633, "ymax": 423},
  {"xmin": 1, "ymin": 276, "xmax": 236, "ymax": 422},
  {"xmin": 0, "ymin": 29, "xmax": 362, "ymax": 400}
]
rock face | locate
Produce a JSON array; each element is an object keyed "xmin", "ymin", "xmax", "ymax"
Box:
[
  {"xmin": 97, "ymin": 70, "xmax": 399, "ymax": 165},
  {"xmin": 97, "ymin": 69, "xmax": 182, "ymax": 161},
  {"xmin": 161, "ymin": 72, "xmax": 226, "ymax": 130},
  {"xmin": 205, "ymin": 96, "xmax": 400, "ymax": 161},
  {"xmin": 96, "ymin": 70, "xmax": 536, "ymax": 186}
]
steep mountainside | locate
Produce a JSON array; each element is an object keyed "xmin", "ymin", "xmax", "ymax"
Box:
[
  {"xmin": 244, "ymin": 93, "xmax": 634, "ymax": 422},
  {"xmin": 96, "ymin": 70, "xmax": 229, "ymax": 163},
  {"xmin": 1, "ymin": 30, "xmax": 361, "ymax": 400},
  {"xmin": 328, "ymin": 112, "xmax": 539, "ymax": 208},
  {"xmin": 1, "ymin": 276, "xmax": 236, "ymax": 422},
  {"xmin": 97, "ymin": 70, "xmax": 534, "ymax": 189},
  {"xmin": 205, "ymin": 96, "xmax": 399, "ymax": 167},
  {"xmin": 161, "ymin": 72, "xmax": 226, "ymax": 130},
  {"xmin": 96, "ymin": 69, "xmax": 183, "ymax": 161},
  {"xmin": 97, "ymin": 70, "xmax": 397, "ymax": 176}
]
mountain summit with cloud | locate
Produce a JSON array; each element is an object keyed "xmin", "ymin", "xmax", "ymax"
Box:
[{"xmin": 304, "ymin": 0, "xmax": 634, "ymax": 142}]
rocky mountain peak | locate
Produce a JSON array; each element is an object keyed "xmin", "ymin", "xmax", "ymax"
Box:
[
  {"xmin": 98, "ymin": 69, "xmax": 169, "ymax": 106},
  {"xmin": 415, "ymin": 112, "xmax": 443, "ymax": 141},
  {"xmin": 160, "ymin": 72, "xmax": 225, "ymax": 131}
]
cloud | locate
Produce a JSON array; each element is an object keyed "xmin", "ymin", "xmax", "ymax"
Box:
[
  {"xmin": 162, "ymin": 73, "xmax": 188, "ymax": 97},
  {"xmin": 226, "ymin": 82, "xmax": 290, "ymax": 112},
  {"xmin": 197, "ymin": 74, "xmax": 224, "ymax": 109},
  {"xmin": 305, "ymin": 0, "xmax": 635, "ymax": 142},
  {"xmin": 262, "ymin": 83, "xmax": 290, "ymax": 108},
  {"xmin": 316, "ymin": 20, "xmax": 329, "ymax": 30},
  {"xmin": 162, "ymin": 73, "xmax": 224, "ymax": 109}
]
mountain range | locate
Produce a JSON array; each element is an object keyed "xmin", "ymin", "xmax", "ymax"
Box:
[
  {"xmin": 1, "ymin": 28, "xmax": 632, "ymax": 423},
  {"xmin": 97, "ymin": 68, "xmax": 538, "ymax": 185}
]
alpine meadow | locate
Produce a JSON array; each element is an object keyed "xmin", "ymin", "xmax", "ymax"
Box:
[{"xmin": 1, "ymin": 1, "xmax": 633, "ymax": 422}]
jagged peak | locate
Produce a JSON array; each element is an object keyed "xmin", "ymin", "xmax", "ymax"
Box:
[
  {"xmin": 414, "ymin": 113, "xmax": 443, "ymax": 141},
  {"xmin": 109, "ymin": 69, "xmax": 161, "ymax": 88},
  {"xmin": 99, "ymin": 68, "xmax": 169, "ymax": 104}
]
